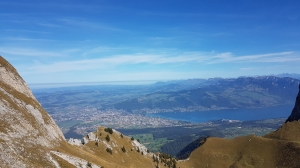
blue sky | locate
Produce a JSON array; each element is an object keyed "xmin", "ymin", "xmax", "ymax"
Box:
[{"xmin": 1, "ymin": 0, "xmax": 300, "ymax": 84}]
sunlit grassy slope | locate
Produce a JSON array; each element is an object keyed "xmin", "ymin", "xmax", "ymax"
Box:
[
  {"xmin": 54, "ymin": 127, "xmax": 160, "ymax": 168},
  {"xmin": 178, "ymin": 121, "xmax": 300, "ymax": 168}
]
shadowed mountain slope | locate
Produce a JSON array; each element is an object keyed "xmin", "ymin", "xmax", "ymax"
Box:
[{"xmin": 286, "ymin": 84, "xmax": 300, "ymax": 123}]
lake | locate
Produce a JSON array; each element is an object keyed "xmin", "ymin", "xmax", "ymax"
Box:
[{"xmin": 146, "ymin": 104, "xmax": 294, "ymax": 122}]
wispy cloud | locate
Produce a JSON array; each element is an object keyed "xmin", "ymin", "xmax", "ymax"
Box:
[
  {"xmin": 147, "ymin": 37, "xmax": 174, "ymax": 41},
  {"xmin": 0, "ymin": 37, "xmax": 56, "ymax": 42},
  {"xmin": 58, "ymin": 18, "xmax": 126, "ymax": 32},
  {"xmin": 211, "ymin": 32, "xmax": 234, "ymax": 37},
  {"xmin": 82, "ymin": 46, "xmax": 130, "ymax": 56},
  {"xmin": 24, "ymin": 53, "xmax": 209, "ymax": 73},
  {"xmin": 209, "ymin": 51, "xmax": 298, "ymax": 64},
  {"xmin": 0, "ymin": 47, "xmax": 77, "ymax": 57},
  {"xmin": 18, "ymin": 50, "xmax": 300, "ymax": 74},
  {"xmin": 3, "ymin": 29, "xmax": 51, "ymax": 34},
  {"xmin": 37, "ymin": 23, "xmax": 62, "ymax": 28},
  {"xmin": 139, "ymin": 11, "xmax": 260, "ymax": 20},
  {"xmin": 239, "ymin": 67, "xmax": 257, "ymax": 71}
]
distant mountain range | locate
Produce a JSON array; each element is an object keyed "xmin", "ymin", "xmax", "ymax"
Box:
[
  {"xmin": 32, "ymin": 73, "xmax": 300, "ymax": 114},
  {"xmin": 275, "ymin": 73, "xmax": 300, "ymax": 79},
  {"xmin": 113, "ymin": 76, "xmax": 300, "ymax": 113}
]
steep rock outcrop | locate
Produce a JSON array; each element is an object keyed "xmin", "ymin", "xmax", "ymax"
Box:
[
  {"xmin": 0, "ymin": 56, "xmax": 65, "ymax": 167},
  {"xmin": 286, "ymin": 84, "xmax": 300, "ymax": 122},
  {"xmin": 0, "ymin": 57, "xmax": 35, "ymax": 99}
]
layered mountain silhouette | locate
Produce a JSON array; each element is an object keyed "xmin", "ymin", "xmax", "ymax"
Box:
[
  {"xmin": 2, "ymin": 55, "xmax": 300, "ymax": 168},
  {"xmin": 113, "ymin": 76, "xmax": 299, "ymax": 113}
]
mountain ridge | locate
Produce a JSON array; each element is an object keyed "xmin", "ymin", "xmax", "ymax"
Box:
[{"xmin": 113, "ymin": 76, "xmax": 300, "ymax": 113}]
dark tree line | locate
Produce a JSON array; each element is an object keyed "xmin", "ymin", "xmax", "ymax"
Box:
[{"xmin": 104, "ymin": 127, "xmax": 113, "ymax": 134}]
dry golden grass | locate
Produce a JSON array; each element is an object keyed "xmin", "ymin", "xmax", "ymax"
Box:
[
  {"xmin": 55, "ymin": 127, "xmax": 162, "ymax": 168},
  {"xmin": 0, "ymin": 56, "xmax": 51, "ymax": 124},
  {"xmin": 0, "ymin": 79, "xmax": 52, "ymax": 123},
  {"xmin": 51, "ymin": 154, "xmax": 77, "ymax": 168},
  {"xmin": 265, "ymin": 121, "xmax": 300, "ymax": 141},
  {"xmin": 0, "ymin": 80, "xmax": 53, "ymax": 135},
  {"xmin": 9, "ymin": 145, "xmax": 55, "ymax": 167},
  {"xmin": 0, "ymin": 56, "xmax": 23, "ymax": 80},
  {"xmin": 178, "ymin": 122, "xmax": 300, "ymax": 168}
]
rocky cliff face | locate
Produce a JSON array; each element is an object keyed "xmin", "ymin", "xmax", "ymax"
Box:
[
  {"xmin": 0, "ymin": 56, "xmax": 161, "ymax": 168},
  {"xmin": 0, "ymin": 56, "xmax": 65, "ymax": 167},
  {"xmin": 286, "ymin": 84, "xmax": 300, "ymax": 122},
  {"xmin": 0, "ymin": 57, "xmax": 35, "ymax": 99}
]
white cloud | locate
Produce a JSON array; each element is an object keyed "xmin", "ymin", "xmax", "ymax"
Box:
[
  {"xmin": 20, "ymin": 50, "xmax": 300, "ymax": 74},
  {"xmin": 59, "ymin": 18, "xmax": 126, "ymax": 32},
  {"xmin": 23, "ymin": 53, "xmax": 213, "ymax": 74},
  {"xmin": 239, "ymin": 67, "xmax": 256, "ymax": 71},
  {"xmin": 82, "ymin": 46, "xmax": 129, "ymax": 56},
  {"xmin": 0, "ymin": 47, "xmax": 80, "ymax": 57},
  {"xmin": 209, "ymin": 51, "xmax": 298, "ymax": 64},
  {"xmin": 3, "ymin": 29, "xmax": 51, "ymax": 34},
  {"xmin": 0, "ymin": 47, "xmax": 65, "ymax": 57},
  {"xmin": 147, "ymin": 37, "xmax": 174, "ymax": 41},
  {"xmin": 0, "ymin": 37, "xmax": 56, "ymax": 42},
  {"xmin": 37, "ymin": 23, "xmax": 62, "ymax": 28}
]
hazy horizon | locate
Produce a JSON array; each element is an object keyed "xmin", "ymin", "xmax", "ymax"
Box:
[{"xmin": 28, "ymin": 72, "xmax": 300, "ymax": 89}]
